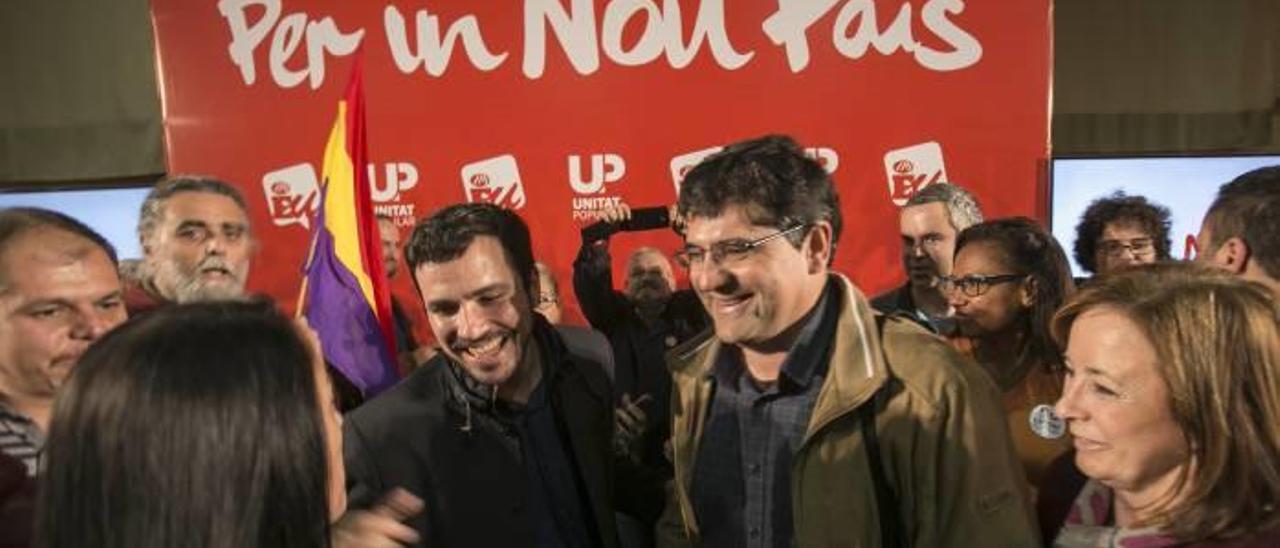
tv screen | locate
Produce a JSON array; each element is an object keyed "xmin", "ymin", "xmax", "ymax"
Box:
[
  {"xmin": 1050, "ymin": 155, "xmax": 1280, "ymax": 278},
  {"xmin": 0, "ymin": 186, "xmax": 152, "ymax": 260}
]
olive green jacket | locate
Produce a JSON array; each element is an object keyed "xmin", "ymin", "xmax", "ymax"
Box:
[{"xmin": 656, "ymin": 275, "xmax": 1041, "ymax": 547}]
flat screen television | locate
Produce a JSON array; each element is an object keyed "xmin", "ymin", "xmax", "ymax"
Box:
[
  {"xmin": 0, "ymin": 186, "xmax": 153, "ymax": 260},
  {"xmin": 1050, "ymin": 155, "xmax": 1280, "ymax": 278}
]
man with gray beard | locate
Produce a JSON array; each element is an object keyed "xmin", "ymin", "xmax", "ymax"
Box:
[{"xmin": 124, "ymin": 176, "xmax": 253, "ymax": 314}]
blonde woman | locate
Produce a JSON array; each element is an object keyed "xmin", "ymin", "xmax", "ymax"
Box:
[{"xmin": 1039, "ymin": 263, "xmax": 1280, "ymax": 546}]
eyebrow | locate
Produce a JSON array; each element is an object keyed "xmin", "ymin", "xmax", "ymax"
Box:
[
  {"xmin": 682, "ymin": 234, "xmax": 757, "ymax": 248},
  {"xmin": 425, "ymin": 282, "xmax": 509, "ymax": 308},
  {"xmin": 97, "ymin": 289, "xmax": 124, "ymax": 302},
  {"xmin": 176, "ymin": 220, "xmax": 247, "ymax": 231},
  {"xmin": 18, "ymin": 289, "xmax": 122, "ymax": 309},
  {"xmin": 1081, "ymin": 365, "xmax": 1124, "ymax": 385},
  {"xmin": 175, "ymin": 219, "xmax": 211, "ymax": 230}
]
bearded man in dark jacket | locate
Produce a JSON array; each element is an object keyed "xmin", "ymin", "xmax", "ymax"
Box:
[{"xmin": 344, "ymin": 203, "xmax": 642, "ymax": 547}]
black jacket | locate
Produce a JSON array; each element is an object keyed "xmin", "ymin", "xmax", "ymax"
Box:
[
  {"xmin": 343, "ymin": 318, "xmax": 621, "ymax": 547},
  {"xmin": 572, "ymin": 243, "xmax": 707, "ymax": 471}
]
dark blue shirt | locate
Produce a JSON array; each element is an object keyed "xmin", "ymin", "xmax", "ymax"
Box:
[
  {"xmin": 690, "ymin": 279, "xmax": 839, "ymax": 548},
  {"xmin": 511, "ymin": 376, "xmax": 593, "ymax": 548}
]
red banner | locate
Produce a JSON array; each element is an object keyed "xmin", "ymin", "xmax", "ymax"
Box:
[{"xmin": 151, "ymin": 0, "xmax": 1051, "ymax": 331}]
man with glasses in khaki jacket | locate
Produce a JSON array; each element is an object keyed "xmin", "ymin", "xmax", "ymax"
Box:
[{"xmin": 656, "ymin": 135, "xmax": 1040, "ymax": 547}]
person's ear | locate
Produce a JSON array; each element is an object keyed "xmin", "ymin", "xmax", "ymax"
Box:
[
  {"xmin": 1019, "ymin": 276, "xmax": 1038, "ymax": 307},
  {"xmin": 804, "ymin": 221, "xmax": 834, "ymax": 273},
  {"xmin": 1212, "ymin": 236, "xmax": 1251, "ymax": 275}
]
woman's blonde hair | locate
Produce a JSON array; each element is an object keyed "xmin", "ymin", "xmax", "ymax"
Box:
[{"xmin": 1051, "ymin": 262, "xmax": 1280, "ymax": 541}]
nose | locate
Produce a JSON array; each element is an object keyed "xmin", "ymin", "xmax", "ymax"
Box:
[
  {"xmin": 688, "ymin": 261, "xmax": 728, "ymax": 295},
  {"xmin": 455, "ymin": 301, "xmax": 489, "ymax": 342},
  {"xmin": 1054, "ymin": 373, "xmax": 1084, "ymax": 422},
  {"xmin": 68, "ymin": 309, "xmax": 118, "ymax": 342},
  {"xmin": 203, "ymin": 234, "xmax": 227, "ymax": 257},
  {"xmin": 945, "ymin": 287, "xmax": 967, "ymax": 308},
  {"xmin": 910, "ymin": 241, "xmax": 927, "ymax": 257}
]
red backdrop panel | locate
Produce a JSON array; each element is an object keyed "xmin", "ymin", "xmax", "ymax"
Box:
[{"xmin": 151, "ymin": 0, "xmax": 1052, "ymax": 334}]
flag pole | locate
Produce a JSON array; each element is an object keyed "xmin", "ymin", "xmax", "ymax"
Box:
[{"xmin": 294, "ymin": 180, "xmax": 329, "ymax": 318}]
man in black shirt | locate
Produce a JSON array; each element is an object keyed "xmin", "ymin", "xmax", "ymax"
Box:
[{"xmin": 345, "ymin": 203, "xmax": 626, "ymax": 547}]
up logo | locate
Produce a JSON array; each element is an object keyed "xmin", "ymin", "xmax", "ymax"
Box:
[
  {"xmin": 568, "ymin": 153, "xmax": 626, "ymax": 194},
  {"xmin": 261, "ymin": 162, "xmax": 420, "ymax": 229},
  {"xmin": 883, "ymin": 141, "xmax": 948, "ymax": 206},
  {"xmin": 370, "ymin": 163, "xmax": 419, "ymax": 202},
  {"xmin": 460, "ymin": 154, "xmax": 527, "ymax": 210}
]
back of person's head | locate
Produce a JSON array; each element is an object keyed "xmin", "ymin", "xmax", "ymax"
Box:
[
  {"xmin": 0, "ymin": 207, "xmax": 117, "ymax": 274},
  {"xmin": 956, "ymin": 217, "xmax": 1075, "ymax": 368},
  {"xmin": 1202, "ymin": 166, "xmax": 1280, "ymax": 280},
  {"xmin": 903, "ymin": 182, "xmax": 984, "ymax": 231},
  {"xmin": 1072, "ymin": 192, "xmax": 1173, "ymax": 274},
  {"xmin": 1051, "ymin": 262, "xmax": 1280, "ymax": 541},
  {"xmin": 677, "ymin": 135, "xmax": 842, "ymax": 254},
  {"xmin": 404, "ymin": 203, "xmax": 535, "ymax": 293},
  {"xmin": 36, "ymin": 301, "xmax": 331, "ymax": 548},
  {"xmin": 137, "ymin": 175, "xmax": 249, "ymax": 246}
]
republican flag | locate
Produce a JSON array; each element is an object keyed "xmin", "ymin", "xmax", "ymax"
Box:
[{"xmin": 299, "ymin": 55, "xmax": 399, "ymax": 396}]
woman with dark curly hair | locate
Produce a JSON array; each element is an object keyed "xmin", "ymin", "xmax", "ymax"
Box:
[
  {"xmin": 941, "ymin": 217, "xmax": 1076, "ymax": 493},
  {"xmin": 1073, "ymin": 192, "xmax": 1173, "ymax": 277}
]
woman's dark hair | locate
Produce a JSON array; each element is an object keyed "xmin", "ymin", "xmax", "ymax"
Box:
[
  {"xmin": 1072, "ymin": 192, "xmax": 1173, "ymax": 274},
  {"xmin": 956, "ymin": 217, "xmax": 1076, "ymax": 371},
  {"xmin": 36, "ymin": 301, "xmax": 331, "ymax": 548}
]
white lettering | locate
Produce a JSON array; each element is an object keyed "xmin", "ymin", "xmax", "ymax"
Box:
[
  {"xmin": 524, "ymin": 0, "xmax": 600, "ymax": 78},
  {"xmin": 220, "ymin": 0, "xmax": 982, "ymax": 89},
  {"xmin": 661, "ymin": 0, "xmax": 753, "ymax": 69},
  {"xmin": 571, "ymin": 195, "xmax": 624, "ymax": 210},
  {"xmin": 601, "ymin": 0, "xmax": 665, "ymax": 65},
  {"xmin": 762, "ymin": 0, "xmax": 841, "ymax": 72},
  {"xmin": 269, "ymin": 13, "xmax": 308, "ymax": 88},
  {"xmin": 304, "ymin": 18, "xmax": 365, "ymax": 88},
  {"xmin": 764, "ymin": 0, "xmax": 982, "ymax": 73},
  {"xmin": 917, "ymin": 0, "xmax": 982, "ymax": 71},
  {"xmin": 831, "ymin": 1, "xmax": 915, "ymax": 60},
  {"xmin": 369, "ymin": 162, "xmax": 420, "ymax": 202},
  {"xmin": 384, "ymin": 5, "xmax": 507, "ymax": 76},
  {"xmin": 218, "ymin": 0, "xmax": 363, "ymax": 89},
  {"xmin": 599, "ymin": 0, "xmax": 753, "ymax": 70},
  {"xmin": 218, "ymin": 0, "xmax": 282, "ymax": 85},
  {"xmin": 569, "ymin": 154, "xmax": 626, "ymax": 194}
]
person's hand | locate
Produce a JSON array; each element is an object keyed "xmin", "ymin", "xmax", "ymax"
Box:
[
  {"xmin": 597, "ymin": 202, "xmax": 633, "ymax": 225},
  {"xmin": 613, "ymin": 393, "xmax": 651, "ymax": 461},
  {"xmin": 667, "ymin": 204, "xmax": 685, "ymax": 234},
  {"xmin": 332, "ymin": 488, "xmax": 424, "ymax": 548}
]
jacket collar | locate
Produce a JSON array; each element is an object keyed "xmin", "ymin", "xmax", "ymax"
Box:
[{"xmin": 668, "ymin": 274, "xmax": 891, "ymax": 442}]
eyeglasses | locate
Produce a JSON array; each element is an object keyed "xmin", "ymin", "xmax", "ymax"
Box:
[
  {"xmin": 673, "ymin": 224, "xmax": 809, "ymax": 269},
  {"xmin": 1099, "ymin": 238, "xmax": 1154, "ymax": 258},
  {"xmin": 936, "ymin": 273, "xmax": 1026, "ymax": 297},
  {"xmin": 537, "ymin": 293, "xmax": 559, "ymax": 306}
]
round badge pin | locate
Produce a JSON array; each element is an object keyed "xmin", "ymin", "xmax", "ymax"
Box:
[
  {"xmin": 665, "ymin": 335, "xmax": 678, "ymax": 348},
  {"xmin": 1029, "ymin": 404, "xmax": 1065, "ymax": 440}
]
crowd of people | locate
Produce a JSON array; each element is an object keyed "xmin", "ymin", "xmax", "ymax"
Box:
[{"xmin": 0, "ymin": 135, "xmax": 1277, "ymax": 547}]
